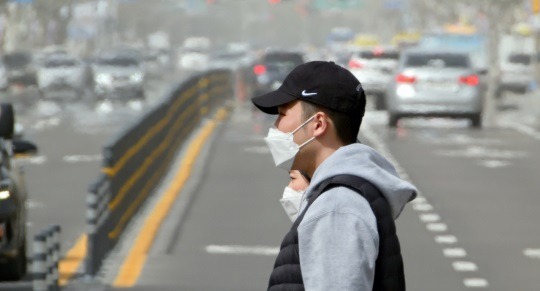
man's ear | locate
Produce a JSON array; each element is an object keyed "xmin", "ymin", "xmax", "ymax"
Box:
[{"xmin": 312, "ymin": 112, "xmax": 328, "ymax": 138}]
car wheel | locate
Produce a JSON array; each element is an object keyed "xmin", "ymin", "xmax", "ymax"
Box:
[
  {"xmin": 375, "ymin": 94, "xmax": 387, "ymax": 111},
  {"xmin": 0, "ymin": 241, "xmax": 27, "ymax": 281},
  {"xmin": 470, "ymin": 114, "xmax": 482, "ymax": 129},
  {"xmin": 0, "ymin": 103, "xmax": 15, "ymax": 139},
  {"xmin": 388, "ymin": 114, "xmax": 399, "ymax": 128}
]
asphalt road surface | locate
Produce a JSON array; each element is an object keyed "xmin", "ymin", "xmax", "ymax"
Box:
[
  {"xmin": 0, "ymin": 74, "xmax": 184, "ymax": 290},
  {"xmin": 101, "ymin": 104, "xmax": 540, "ymax": 291}
]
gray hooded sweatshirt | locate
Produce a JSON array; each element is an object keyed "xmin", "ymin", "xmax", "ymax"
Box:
[{"xmin": 297, "ymin": 143, "xmax": 417, "ymax": 291}]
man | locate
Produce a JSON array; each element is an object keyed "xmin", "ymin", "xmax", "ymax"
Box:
[{"xmin": 251, "ymin": 61, "xmax": 417, "ymax": 290}]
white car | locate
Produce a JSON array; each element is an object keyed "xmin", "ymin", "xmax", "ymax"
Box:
[{"xmin": 37, "ymin": 55, "xmax": 90, "ymax": 101}]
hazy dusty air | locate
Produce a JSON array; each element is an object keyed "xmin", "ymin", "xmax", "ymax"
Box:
[
  {"xmin": 0, "ymin": 0, "xmax": 540, "ymax": 290},
  {"xmin": 114, "ymin": 0, "xmax": 405, "ymax": 48}
]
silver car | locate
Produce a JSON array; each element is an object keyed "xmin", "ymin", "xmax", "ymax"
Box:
[
  {"xmin": 91, "ymin": 53, "xmax": 146, "ymax": 102},
  {"xmin": 347, "ymin": 47, "xmax": 399, "ymax": 110},
  {"xmin": 37, "ymin": 54, "xmax": 90, "ymax": 101},
  {"xmin": 386, "ymin": 49, "xmax": 484, "ymax": 128},
  {"xmin": 497, "ymin": 53, "xmax": 536, "ymax": 97}
]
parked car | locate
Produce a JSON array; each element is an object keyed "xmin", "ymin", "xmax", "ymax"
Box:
[
  {"xmin": 91, "ymin": 51, "xmax": 146, "ymax": 103},
  {"xmin": 253, "ymin": 50, "xmax": 305, "ymax": 95},
  {"xmin": 347, "ymin": 46, "xmax": 400, "ymax": 110},
  {"xmin": 0, "ymin": 103, "xmax": 38, "ymax": 281},
  {"xmin": 497, "ymin": 52, "xmax": 538, "ymax": 97},
  {"xmin": 37, "ymin": 54, "xmax": 91, "ymax": 102},
  {"xmin": 3, "ymin": 51, "xmax": 37, "ymax": 88},
  {"xmin": 386, "ymin": 49, "xmax": 484, "ymax": 128}
]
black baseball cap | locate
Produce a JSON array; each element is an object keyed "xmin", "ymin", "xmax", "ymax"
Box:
[{"xmin": 252, "ymin": 61, "xmax": 365, "ymax": 115}]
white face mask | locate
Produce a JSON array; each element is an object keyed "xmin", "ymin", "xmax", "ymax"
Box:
[
  {"xmin": 279, "ymin": 186, "xmax": 305, "ymax": 222},
  {"xmin": 264, "ymin": 115, "xmax": 316, "ymax": 170}
]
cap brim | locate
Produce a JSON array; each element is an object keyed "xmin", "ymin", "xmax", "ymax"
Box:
[{"xmin": 251, "ymin": 89, "xmax": 297, "ymax": 115}]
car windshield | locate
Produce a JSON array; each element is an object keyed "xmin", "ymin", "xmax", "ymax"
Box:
[
  {"xmin": 508, "ymin": 54, "xmax": 534, "ymax": 65},
  {"xmin": 359, "ymin": 51, "xmax": 399, "ymax": 60},
  {"xmin": 264, "ymin": 54, "xmax": 303, "ymax": 71},
  {"xmin": 4, "ymin": 54, "xmax": 31, "ymax": 68},
  {"xmin": 44, "ymin": 58, "xmax": 78, "ymax": 68},
  {"xmin": 405, "ymin": 53, "xmax": 469, "ymax": 68},
  {"xmin": 97, "ymin": 57, "xmax": 139, "ymax": 67}
]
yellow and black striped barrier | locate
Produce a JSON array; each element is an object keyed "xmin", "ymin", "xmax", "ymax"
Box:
[{"xmin": 85, "ymin": 69, "xmax": 234, "ymax": 276}]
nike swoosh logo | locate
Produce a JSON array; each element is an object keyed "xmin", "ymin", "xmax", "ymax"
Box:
[{"xmin": 302, "ymin": 90, "xmax": 317, "ymax": 96}]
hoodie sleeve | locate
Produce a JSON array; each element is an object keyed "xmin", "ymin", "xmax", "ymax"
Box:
[{"xmin": 298, "ymin": 187, "xmax": 379, "ymax": 291}]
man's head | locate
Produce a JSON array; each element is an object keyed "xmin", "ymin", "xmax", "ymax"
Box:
[{"xmin": 252, "ymin": 61, "xmax": 366, "ymax": 175}]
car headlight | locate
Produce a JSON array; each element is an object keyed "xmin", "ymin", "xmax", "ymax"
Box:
[
  {"xmin": 130, "ymin": 73, "xmax": 144, "ymax": 83},
  {"xmin": 95, "ymin": 74, "xmax": 113, "ymax": 85},
  {"xmin": 0, "ymin": 190, "xmax": 9, "ymax": 200}
]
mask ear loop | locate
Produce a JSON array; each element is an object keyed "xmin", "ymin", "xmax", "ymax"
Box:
[{"xmin": 291, "ymin": 114, "xmax": 317, "ymax": 135}]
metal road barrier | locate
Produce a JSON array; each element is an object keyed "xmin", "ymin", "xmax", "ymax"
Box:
[
  {"xmin": 85, "ymin": 69, "xmax": 235, "ymax": 277},
  {"xmin": 33, "ymin": 225, "xmax": 61, "ymax": 291}
]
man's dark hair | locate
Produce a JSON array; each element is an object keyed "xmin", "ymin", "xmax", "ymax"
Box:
[{"xmin": 301, "ymin": 100, "xmax": 365, "ymax": 145}]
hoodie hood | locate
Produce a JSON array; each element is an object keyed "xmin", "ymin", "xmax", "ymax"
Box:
[{"xmin": 304, "ymin": 143, "xmax": 417, "ymax": 219}]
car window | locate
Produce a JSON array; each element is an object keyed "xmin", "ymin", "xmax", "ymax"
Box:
[
  {"xmin": 44, "ymin": 59, "xmax": 78, "ymax": 68},
  {"xmin": 405, "ymin": 54, "xmax": 469, "ymax": 68},
  {"xmin": 508, "ymin": 54, "xmax": 533, "ymax": 65},
  {"xmin": 3, "ymin": 54, "xmax": 32, "ymax": 68},
  {"xmin": 264, "ymin": 54, "xmax": 304, "ymax": 71},
  {"xmin": 97, "ymin": 57, "xmax": 140, "ymax": 67},
  {"xmin": 358, "ymin": 51, "xmax": 399, "ymax": 60}
]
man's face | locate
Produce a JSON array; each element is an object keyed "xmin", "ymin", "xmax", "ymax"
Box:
[{"xmin": 275, "ymin": 101, "xmax": 314, "ymax": 170}]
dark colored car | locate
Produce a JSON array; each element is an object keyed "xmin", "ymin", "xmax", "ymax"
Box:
[
  {"xmin": 253, "ymin": 51, "xmax": 305, "ymax": 95},
  {"xmin": 3, "ymin": 52, "xmax": 37, "ymax": 87},
  {"xmin": 0, "ymin": 103, "xmax": 38, "ymax": 281}
]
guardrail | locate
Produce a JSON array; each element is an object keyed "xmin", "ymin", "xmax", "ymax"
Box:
[
  {"xmin": 33, "ymin": 225, "xmax": 61, "ymax": 291},
  {"xmin": 85, "ymin": 69, "xmax": 235, "ymax": 277}
]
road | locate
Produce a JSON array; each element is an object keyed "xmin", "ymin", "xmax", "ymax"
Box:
[
  {"xmin": 0, "ymin": 75, "xmax": 183, "ymax": 290},
  {"xmin": 99, "ymin": 102, "xmax": 540, "ymax": 291}
]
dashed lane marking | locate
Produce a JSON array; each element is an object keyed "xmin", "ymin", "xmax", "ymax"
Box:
[
  {"xmin": 426, "ymin": 223, "xmax": 448, "ymax": 232},
  {"xmin": 452, "ymin": 261, "xmax": 478, "ymax": 272},
  {"xmin": 412, "ymin": 203, "xmax": 433, "ymax": 212},
  {"xmin": 443, "ymin": 248, "xmax": 467, "ymax": 258},
  {"xmin": 463, "ymin": 278, "xmax": 489, "ymax": 288},
  {"xmin": 205, "ymin": 245, "xmax": 280, "ymax": 256},
  {"xmin": 435, "ymin": 235, "xmax": 458, "ymax": 244},
  {"xmin": 523, "ymin": 248, "xmax": 540, "ymax": 259},
  {"xmin": 419, "ymin": 213, "xmax": 441, "ymax": 222}
]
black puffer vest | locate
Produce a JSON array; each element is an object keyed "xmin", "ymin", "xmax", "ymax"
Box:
[{"xmin": 268, "ymin": 174, "xmax": 406, "ymax": 291}]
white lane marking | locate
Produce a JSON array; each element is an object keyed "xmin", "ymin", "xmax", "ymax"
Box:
[
  {"xmin": 26, "ymin": 199, "xmax": 44, "ymax": 209},
  {"xmin": 463, "ymin": 278, "xmax": 489, "ymax": 288},
  {"xmin": 423, "ymin": 134, "xmax": 502, "ymax": 145},
  {"xmin": 206, "ymin": 245, "xmax": 279, "ymax": 256},
  {"xmin": 412, "ymin": 203, "xmax": 433, "ymax": 211},
  {"xmin": 435, "ymin": 235, "xmax": 458, "ymax": 244},
  {"xmin": 63, "ymin": 154, "xmax": 103, "ymax": 163},
  {"xmin": 453, "ymin": 261, "xmax": 478, "ymax": 272},
  {"xmin": 412, "ymin": 196, "xmax": 426, "ymax": 204},
  {"xmin": 443, "ymin": 248, "xmax": 467, "ymax": 258},
  {"xmin": 243, "ymin": 146, "xmax": 270, "ymax": 154},
  {"xmin": 419, "ymin": 213, "xmax": 441, "ymax": 222},
  {"xmin": 16, "ymin": 155, "xmax": 47, "ymax": 165},
  {"xmin": 426, "ymin": 223, "xmax": 448, "ymax": 232},
  {"xmin": 436, "ymin": 146, "xmax": 526, "ymax": 159},
  {"xmin": 478, "ymin": 159, "xmax": 511, "ymax": 168},
  {"xmin": 523, "ymin": 248, "xmax": 540, "ymax": 259},
  {"xmin": 499, "ymin": 119, "xmax": 540, "ymax": 141}
]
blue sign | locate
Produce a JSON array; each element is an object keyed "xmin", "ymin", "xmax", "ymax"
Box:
[
  {"xmin": 10, "ymin": 0, "xmax": 33, "ymax": 3},
  {"xmin": 384, "ymin": 0, "xmax": 402, "ymax": 10}
]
